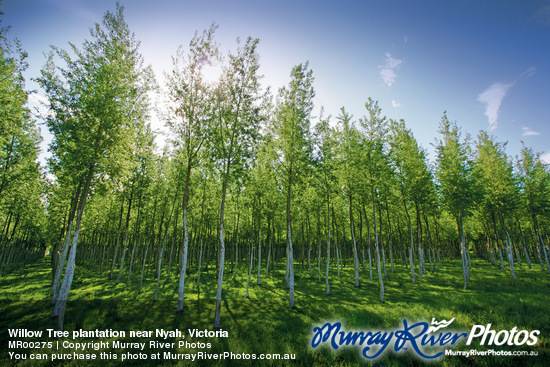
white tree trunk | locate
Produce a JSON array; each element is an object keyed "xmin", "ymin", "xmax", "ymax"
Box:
[
  {"xmin": 523, "ymin": 245, "xmax": 531, "ymax": 269},
  {"xmin": 176, "ymin": 206, "xmax": 189, "ymax": 311},
  {"xmin": 214, "ymin": 172, "xmax": 230, "ymax": 327},
  {"xmin": 247, "ymin": 241, "xmax": 253, "ymax": 297},
  {"xmin": 368, "ymin": 243, "xmax": 373, "ymax": 281},
  {"xmin": 257, "ymin": 227, "xmax": 261, "ymax": 285},
  {"xmin": 196, "ymin": 240, "xmax": 204, "ymax": 288},
  {"xmin": 52, "ymin": 223, "xmax": 72, "ymax": 304},
  {"xmin": 349, "ymin": 196, "xmax": 359, "ymax": 287},
  {"xmin": 410, "ymin": 245, "xmax": 415, "ymax": 284},
  {"xmin": 53, "ymin": 168, "xmax": 92, "ymax": 330},
  {"xmin": 459, "ymin": 214, "xmax": 468, "ymax": 289},
  {"xmin": 318, "ymin": 238, "xmax": 321, "ymax": 283}
]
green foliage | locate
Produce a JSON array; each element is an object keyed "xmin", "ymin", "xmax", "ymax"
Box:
[
  {"xmin": 210, "ymin": 36, "xmax": 263, "ymax": 178},
  {"xmin": 517, "ymin": 144, "xmax": 550, "ymax": 220},
  {"xmin": 37, "ymin": 2, "xmax": 153, "ymax": 184},
  {"xmin": 0, "ymin": 13, "xmax": 40, "ymax": 198},
  {"xmin": 0, "ymin": 11, "xmax": 46, "ymax": 273},
  {"xmin": 475, "ymin": 131, "xmax": 519, "ymax": 213},
  {"xmin": 390, "ymin": 119, "xmax": 436, "ymax": 210},
  {"xmin": 435, "ymin": 112, "xmax": 478, "ymax": 219},
  {"xmin": 358, "ymin": 98, "xmax": 394, "ymax": 198},
  {"xmin": 165, "ymin": 24, "xmax": 219, "ymax": 168},
  {"xmin": 334, "ymin": 107, "xmax": 361, "ymax": 198},
  {"xmin": 273, "ymin": 62, "xmax": 315, "ymax": 190}
]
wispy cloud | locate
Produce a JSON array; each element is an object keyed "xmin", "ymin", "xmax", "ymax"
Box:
[
  {"xmin": 520, "ymin": 66, "xmax": 537, "ymax": 78},
  {"xmin": 392, "ymin": 100, "xmax": 400, "ymax": 108},
  {"xmin": 541, "ymin": 152, "xmax": 550, "ymax": 164},
  {"xmin": 478, "ymin": 66, "xmax": 537, "ymax": 131},
  {"xmin": 534, "ymin": 3, "xmax": 550, "ymax": 25},
  {"xmin": 379, "ymin": 52, "xmax": 402, "ymax": 87},
  {"xmin": 478, "ymin": 82, "xmax": 514, "ymax": 131},
  {"xmin": 522, "ymin": 126, "xmax": 540, "ymax": 136}
]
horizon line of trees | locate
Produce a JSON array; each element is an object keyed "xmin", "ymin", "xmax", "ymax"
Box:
[{"xmin": 1, "ymin": 4, "xmax": 549, "ymax": 330}]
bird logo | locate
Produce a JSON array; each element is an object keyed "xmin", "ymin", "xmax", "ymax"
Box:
[{"xmin": 427, "ymin": 318, "xmax": 455, "ymax": 333}]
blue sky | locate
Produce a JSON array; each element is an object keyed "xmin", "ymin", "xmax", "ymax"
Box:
[{"xmin": 3, "ymin": 0, "xmax": 550, "ymax": 164}]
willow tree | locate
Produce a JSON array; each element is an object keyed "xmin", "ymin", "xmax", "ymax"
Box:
[
  {"xmin": 517, "ymin": 145, "xmax": 550, "ymax": 273},
  {"xmin": 0, "ymin": 12, "xmax": 44, "ymax": 271},
  {"xmin": 475, "ymin": 131, "xmax": 518, "ymax": 278},
  {"xmin": 435, "ymin": 113, "xmax": 477, "ymax": 289},
  {"xmin": 165, "ymin": 25, "xmax": 219, "ymax": 312},
  {"xmin": 211, "ymin": 36, "xmax": 263, "ymax": 327},
  {"xmin": 37, "ymin": 3, "xmax": 153, "ymax": 329},
  {"xmin": 359, "ymin": 98, "xmax": 391, "ymax": 302},
  {"xmin": 390, "ymin": 119, "xmax": 437, "ymax": 283},
  {"xmin": 334, "ymin": 108, "xmax": 361, "ymax": 287},
  {"xmin": 272, "ymin": 63, "xmax": 315, "ymax": 308},
  {"xmin": 314, "ymin": 116, "xmax": 336, "ymax": 295},
  {"xmin": 248, "ymin": 133, "xmax": 279, "ymax": 282},
  {"xmin": 0, "ymin": 15, "xmax": 40, "ymax": 201}
]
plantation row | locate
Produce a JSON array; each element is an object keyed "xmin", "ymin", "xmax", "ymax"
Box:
[{"xmin": 1, "ymin": 4, "xmax": 549, "ymax": 331}]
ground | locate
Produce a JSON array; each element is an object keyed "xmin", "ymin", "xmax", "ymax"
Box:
[{"xmin": 0, "ymin": 255, "xmax": 549, "ymax": 366}]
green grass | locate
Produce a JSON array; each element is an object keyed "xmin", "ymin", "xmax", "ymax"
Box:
[{"xmin": 0, "ymin": 256, "xmax": 549, "ymax": 366}]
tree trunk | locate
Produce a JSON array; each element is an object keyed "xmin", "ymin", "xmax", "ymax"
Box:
[
  {"xmin": 359, "ymin": 209, "xmax": 366, "ymax": 272},
  {"xmin": 286, "ymin": 166, "xmax": 295, "ymax": 308},
  {"xmin": 457, "ymin": 211, "xmax": 468, "ymax": 290},
  {"xmin": 257, "ymin": 222, "xmax": 262, "ymax": 285},
  {"xmin": 307, "ymin": 212, "xmax": 312, "ymax": 276},
  {"xmin": 349, "ymin": 194, "xmax": 360, "ymax": 287},
  {"xmin": 499, "ymin": 212, "xmax": 515, "ymax": 279},
  {"xmin": 177, "ymin": 164, "xmax": 192, "ymax": 311},
  {"xmin": 154, "ymin": 187, "xmax": 181, "ymax": 301},
  {"xmin": 166, "ymin": 205, "xmax": 179, "ymax": 281},
  {"xmin": 266, "ymin": 217, "xmax": 272, "ymax": 276},
  {"xmin": 491, "ymin": 211, "xmax": 505, "ymax": 272},
  {"xmin": 325, "ymin": 185, "xmax": 331, "ymax": 295},
  {"xmin": 232, "ymin": 199, "xmax": 240, "ymax": 281},
  {"xmin": 51, "ymin": 182, "xmax": 81, "ymax": 303},
  {"xmin": 247, "ymin": 239, "xmax": 254, "ymax": 298},
  {"xmin": 372, "ymin": 187, "xmax": 384, "ymax": 302},
  {"xmin": 332, "ymin": 207, "xmax": 340, "ymax": 278},
  {"xmin": 402, "ymin": 197, "xmax": 415, "ymax": 284},
  {"xmin": 196, "ymin": 240, "xmax": 204, "ymax": 289},
  {"xmin": 116, "ymin": 189, "xmax": 133, "ymax": 284},
  {"xmin": 214, "ymin": 161, "xmax": 231, "ymax": 326},
  {"xmin": 53, "ymin": 166, "xmax": 93, "ymax": 330}
]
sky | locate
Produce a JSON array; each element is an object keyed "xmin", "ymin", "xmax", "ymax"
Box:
[{"xmin": 3, "ymin": 0, "xmax": 550, "ymax": 166}]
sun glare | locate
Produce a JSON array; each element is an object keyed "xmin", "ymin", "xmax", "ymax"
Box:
[{"xmin": 201, "ymin": 62, "xmax": 223, "ymax": 84}]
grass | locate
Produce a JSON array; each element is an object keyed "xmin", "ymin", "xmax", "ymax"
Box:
[{"xmin": 0, "ymin": 255, "xmax": 549, "ymax": 366}]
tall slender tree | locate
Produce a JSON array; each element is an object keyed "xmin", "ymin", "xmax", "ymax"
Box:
[
  {"xmin": 272, "ymin": 62, "xmax": 315, "ymax": 308},
  {"xmin": 334, "ymin": 108, "xmax": 361, "ymax": 287},
  {"xmin": 314, "ymin": 116, "xmax": 335, "ymax": 295},
  {"xmin": 359, "ymin": 98, "xmax": 391, "ymax": 302},
  {"xmin": 390, "ymin": 119, "xmax": 436, "ymax": 283},
  {"xmin": 475, "ymin": 131, "xmax": 519, "ymax": 278},
  {"xmin": 517, "ymin": 145, "xmax": 550, "ymax": 273},
  {"xmin": 435, "ymin": 113, "xmax": 477, "ymax": 289},
  {"xmin": 0, "ymin": 11, "xmax": 45, "ymax": 275},
  {"xmin": 37, "ymin": 3, "xmax": 153, "ymax": 329},
  {"xmin": 211, "ymin": 36, "xmax": 263, "ymax": 327},
  {"xmin": 165, "ymin": 25, "xmax": 219, "ymax": 312}
]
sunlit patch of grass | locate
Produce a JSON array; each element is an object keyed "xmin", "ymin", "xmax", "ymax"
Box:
[{"xmin": 0, "ymin": 256, "xmax": 549, "ymax": 366}]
